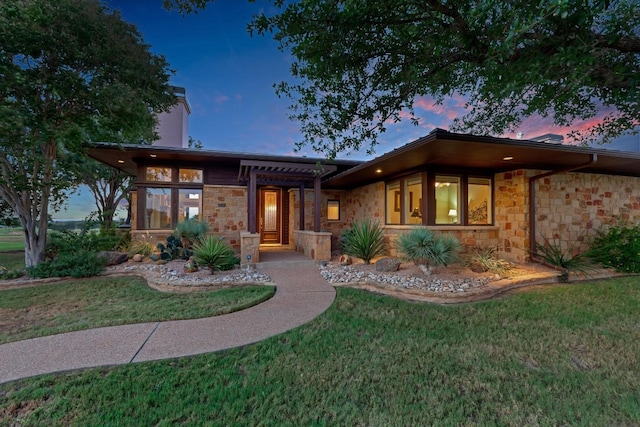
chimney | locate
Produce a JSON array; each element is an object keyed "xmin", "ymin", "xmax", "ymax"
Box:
[{"xmin": 154, "ymin": 86, "xmax": 191, "ymax": 148}]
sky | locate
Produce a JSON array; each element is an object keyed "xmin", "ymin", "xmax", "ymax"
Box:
[{"xmin": 56, "ymin": 0, "xmax": 616, "ymax": 220}]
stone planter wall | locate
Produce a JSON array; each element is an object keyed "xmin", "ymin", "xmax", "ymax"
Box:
[{"xmin": 292, "ymin": 230, "xmax": 332, "ymax": 261}]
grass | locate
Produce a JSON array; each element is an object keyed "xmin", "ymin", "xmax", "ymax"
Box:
[
  {"xmin": 0, "ymin": 251, "xmax": 24, "ymax": 271},
  {"xmin": 2, "ymin": 277, "xmax": 640, "ymax": 425},
  {"xmin": 0, "ymin": 277, "xmax": 275, "ymax": 345},
  {"xmin": 0, "ymin": 228, "xmax": 25, "ymax": 252}
]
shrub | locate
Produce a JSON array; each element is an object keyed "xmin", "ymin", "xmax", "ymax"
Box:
[
  {"xmin": 535, "ymin": 235, "xmax": 596, "ymax": 281},
  {"xmin": 128, "ymin": 240, "xmax": 157, "ymax": 257},
  {"xmin": 588, "ymin": 224, "xmax": 640, "ymax": 273},
  {"xmin": 467, "ymin": 246, "xmax": 511, "ymax": 275},
  {"xmin": 29, "ymin": 252, "xmax": 105, "ymax": 278},
  {"xmin": 193, "ymin": 236, "xmax": 239, "ymax": 274},
  {"xmin": 175, "ymin": 218, "xmax": 210, "ymax": 249},
  {"xmin": 341, "ymin": 219, "xmax": 385, "ymax": 264},
  {"xmin": 47, "ymin": 229, "xmax": 120, "ymax": 259},
  {"xmin": 396, "ymin": 227, "xmax": 460, "ymax": 267}
]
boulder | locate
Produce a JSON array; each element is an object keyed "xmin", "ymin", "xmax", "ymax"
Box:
[
  {"xmin": 132, "ymin": 254, "xmax": 144, "ymax": 262},
  {"xmin": 339, "ymin": 254, "xmax": 352, "ymax": 266},
  {"xmin": 98, "ymin": 251, "xmax": 129, "ymax": 266},
  {"xmin": 375, "ymin": 257, "xmax": 401, "ymax": 272}
]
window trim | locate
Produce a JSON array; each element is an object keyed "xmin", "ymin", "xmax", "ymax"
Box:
[
  {"xmin": 137, "ymin": 165, "xmax": 205, "ymax": 230},
  {"xmin": 327, "ymin": 199, "xmax": 341, "ymax": 221},
  {"xmin": 385, "ymin": 171, "xmax": 493, "ymax": 226}
]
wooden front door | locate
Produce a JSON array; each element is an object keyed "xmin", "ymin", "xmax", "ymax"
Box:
[{"xmin": 259, "ymin": 189, "xmax": 281, "ymax": 244}]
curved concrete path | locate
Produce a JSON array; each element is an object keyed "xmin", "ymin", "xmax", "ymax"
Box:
[{"xmin": 0, "ymin": 259, "xmax": 335, "ymax": 384}]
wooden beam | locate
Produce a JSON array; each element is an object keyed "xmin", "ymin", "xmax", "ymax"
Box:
[
  {"xmin": 314, "ymin": 175, "xmax": 321, "ymax": 232},
  {"xmin": 248, "ymin": 169, "xmax": 257, "ymax": 233},
  {"xmin": 299, "ymin": 184, "xmax": 305, "ymax": 231}
]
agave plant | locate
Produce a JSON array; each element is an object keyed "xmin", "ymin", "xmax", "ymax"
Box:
[
  {"xmin": 341, "ymin": 219, "xmax": 385, "ymax": 264},
  {"xmin": 396, "ymin": 227, "xmax": 460, "ymax": 267},
  {"xmin": 174, "ymin": 218, "xmax": 210, "ymax": 249},
  {"xmin": 192, "ymin": 236, "xmax": 239, "ymax": 274}
]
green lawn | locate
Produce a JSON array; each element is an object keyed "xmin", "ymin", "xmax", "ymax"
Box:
[
  {"xmin": 0, "ymin": 228, "xmax": 24, "ymax": 252},
  {"xmin": 0, "ymin": 276, "xmax": 275, "ymax": 344},
  {"xmin": 2, "ymin": 278, "xmax": 640, "ymax": 425}
]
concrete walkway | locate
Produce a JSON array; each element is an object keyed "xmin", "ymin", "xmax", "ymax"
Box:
[{"xmin": 0, "ymin": 256, "xmax": 335, "ymax": 384}]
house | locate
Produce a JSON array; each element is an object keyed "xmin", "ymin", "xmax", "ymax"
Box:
[{"xmin": 88, "ymin": 126, "xmax": 640, "ymax": 265}]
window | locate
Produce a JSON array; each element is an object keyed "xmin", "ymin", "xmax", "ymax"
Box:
[
  {"xmin": 179, "ymin": 189, "xmax": 202, "ymax": 221},
  {"xmin": 468, "ymin": 177, "xmax": 491, "ymax": 224},
  {"xmin": 327, "ymin": 200, "xmax": 340, "ymax": 221},
  {"xmin": 179, "ymin": 168, "xmax": 203, "ymax": 183},
  {"xmin": 385, "ymin": 172, "xmax": 492, "ymax": 225},
  {"xmin": 404, "ymin": 174, "xmax": 422, "ymax": 224},
  {"xmin": 145, "ymin": 188, "xmax": 172, "ymax": 229},
  {"xmin": 140, "ymin": 166, "xmax": 204, "ymax": 230},
  {"xmin": 386, "ymin": 181, "xmax": 401, "ymax": 224},
  {"xmin": 146, "ymin": 167, "xmax": 172, "ymax": 182},
  {"xmin": 435, "ymin": 176, "xmax": 460, "ymax": 224}
]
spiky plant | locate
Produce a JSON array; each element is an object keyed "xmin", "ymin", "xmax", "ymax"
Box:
[
  {"xmin": 192, "ymin": 236, "xmax": 239, "ymax": 274},
  {"xmin": 341, "ymin": 219, "xmax": 385, "ymax": 264},
  {"xmin": 174, "ymin": 218, "xmax": 210, "ymax": 249},
  {"xmin": 536, "ymin": 235, "xmax": 596, "ymax": 281},
  {"xmin": 396, "ymin": 227, "xmax": 460, "ymax": 267}
]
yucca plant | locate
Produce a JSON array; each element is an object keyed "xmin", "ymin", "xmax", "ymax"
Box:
[
  {"xmin": 535, "ymin": 235, "xmax": 597, "ymax": 281},
  {"xmin": 192, "ymin": 236, "xmax": 239, "ymax": 274},
  {"xmin": 341, "ymin": 219, "xmax": 385, "ymax": 264},
  {"xmin": 174, "ymin": 218, "xmax": 210, "ymax": 249},
  {"xmin": 396, "ymin": 227, "xmax": 460, "ymax": 267}
]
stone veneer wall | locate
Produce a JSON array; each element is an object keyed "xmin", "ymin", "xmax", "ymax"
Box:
[
  {"xmin": 203, "ymin": 185, "xmax": 247, "ymax": 251},
  {"xmin": 494, "ymin": 170, "xmax": 530, "ymax": 263},
  {"xmin": 494, "ymin": 169, "xmax": 640, "ymax": 263},
  {"xmin": 535, "ymin": 172, "xmax": 640, "ymax": 253}
]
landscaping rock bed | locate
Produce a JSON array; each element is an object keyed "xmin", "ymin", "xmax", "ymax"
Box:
[
  {"xmin": 107, "ymin": 260, "xmax": 273, "ymax": 289},
  {"xmin": 320, "ymin": 262, "xmax": 495, "ymax": 293}
]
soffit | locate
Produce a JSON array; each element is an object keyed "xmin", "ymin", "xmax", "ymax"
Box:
[{"xmin": 324, "ymin": 131, "xmax": 640, "ymax": 189}]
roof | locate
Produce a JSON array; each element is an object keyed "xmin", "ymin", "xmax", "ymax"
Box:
[
  {"xmin": 323, "ymin": 129, "xmax": 640, "ymax": 189},
  {"xmin": 86, "ymin": 142, "xmax": 360, "ymax": 178},
  {"xmin": 87, "ymin": 130, "xmax": 640, "ymax": 190}
]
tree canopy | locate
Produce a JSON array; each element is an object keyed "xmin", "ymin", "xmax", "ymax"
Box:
[
  {"xmin": 0, "ymin": 0, "xmax": 175, "ymax": 266},
  {"xmin": 167, "ymin": 0, "xmax": 640, "ymax": 158}
]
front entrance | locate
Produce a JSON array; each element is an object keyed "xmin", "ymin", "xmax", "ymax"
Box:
[{"xmin": 259, "ymin": 188, "xmax": 281, "ymax": 244}]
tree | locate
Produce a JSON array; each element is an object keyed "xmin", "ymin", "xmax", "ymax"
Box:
[
  {"xmin": 167, "ymin": 0, "xmax": 640, "ymax": 158},
  {"xmin": 73, "ymin": 158, "xmax": 133, "ymax": 232},
  {"xmin": 0, "ymin": 198, "xmax": 19, "ymax": 227},
  {"xmin": 0, "ymin": 0, "xmax": 175, "ymax": 267}
]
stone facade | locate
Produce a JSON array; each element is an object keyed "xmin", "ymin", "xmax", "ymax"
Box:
[
  {"xmin": 494, "ymin": 170, "xmax": 530, "ymax": 263},
  {"xmin": 535, "ymin": 172, "xmax": 640, "ymax": 253},
  {"xmin": 203, "ymin": 185, "xmax": 247, "ymax": 250}
]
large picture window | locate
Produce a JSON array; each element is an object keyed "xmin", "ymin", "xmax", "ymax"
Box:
[
  {"xmin": 468, "ymin": 178, "xmax": 491, "ymax": 224},
  {"xmin": 385, "ymin": 172, "xmax": 492, "ymax": 225},
  {"xmin": 435, "ymin": 176, "xmax": 460, "ymax": 224},
  {"xmin": 145, "ymin": 188, "xmax": 172, "ymax": 229},
  {"xmin": 179, "ymin": 189, "xmax": 202, "ymax": 221},
  {"xmin": 140, "ymin": 166, "xmax": 204, "ymax": 230}
]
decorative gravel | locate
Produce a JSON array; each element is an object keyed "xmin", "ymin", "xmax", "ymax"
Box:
[
  {"xmin": 110, "ymin": 262, "xmax": 273, "ymax": 286},
  {"xmin": 319, "ymin": 263, "xmax": 493, "ymax": 293}
]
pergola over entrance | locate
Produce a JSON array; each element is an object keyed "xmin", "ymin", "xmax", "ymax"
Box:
[{"xmin": 238, "ymin": 160, "xmax": 337, "ymax": 234}]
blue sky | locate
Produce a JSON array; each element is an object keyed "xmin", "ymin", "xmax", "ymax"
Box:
[{"xmin": 56, "ymin": 0, "xmax": 603, "ymax": 220}]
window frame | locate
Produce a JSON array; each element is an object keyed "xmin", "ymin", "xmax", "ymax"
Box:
[
  {"xmin": 138, "ymin": 165, "xmax": 205, "ymax": 230},
  {"xmin": 385, "ymin": 171, "xmax": 493, "ymax": 226},
  {"xmin": 327, "ymin": 199, "xmax": 341, "ymax": 221}
]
